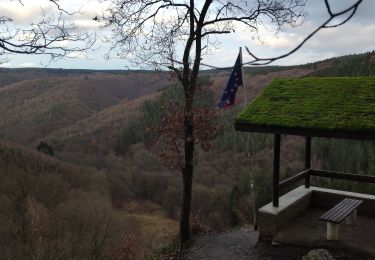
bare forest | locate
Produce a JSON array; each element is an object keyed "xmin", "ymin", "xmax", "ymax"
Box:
[{"xmin": 0, "ymin": 51, "xmax": 374, "ymax": 258}]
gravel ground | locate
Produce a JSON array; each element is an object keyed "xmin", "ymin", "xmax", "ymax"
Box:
[{"xmin": 183, "ymin": 228, "xmax": 373, "ymax": 260}]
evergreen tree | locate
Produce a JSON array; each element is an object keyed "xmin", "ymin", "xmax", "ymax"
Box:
[{"xmin": 36, "ymin": 141, "xmax": 54, "ymax": 156}]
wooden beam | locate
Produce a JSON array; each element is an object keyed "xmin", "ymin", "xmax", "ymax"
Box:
[
  {"xmin": 279, "ymin": 169, "xmax": 310, "ymax": 190},
  {"xmin": 235, "ymin": 121, "xmax": 375, "ymax": 141},
  {"xmin": 310, "ymin": 169, "xmax": 375, "ymax": 184},
  {"xmin": 273, "ymin": 134, "xmax": 281, "ymax": 207},
  {"xmin": 305, "ymin": 136, "xmax": 311, "ymax": 188}
]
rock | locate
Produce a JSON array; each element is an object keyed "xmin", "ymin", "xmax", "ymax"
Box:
[{"xmin": 302, "ymin": 249, "xmax": 335, "ymax": 260}]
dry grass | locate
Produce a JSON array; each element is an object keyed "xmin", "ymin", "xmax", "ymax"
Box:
[{"xmin": 116, "ymin": 200, "xmax": 179, "ymax": 252}]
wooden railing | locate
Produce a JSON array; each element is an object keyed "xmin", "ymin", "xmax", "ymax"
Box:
[
  {"xmin": 309, "ymin": 169, "xmax": 375, "ymax": 184},
  {"xmin": 279, "ymin": 169, "xmax": 310, "ymax": 190},
  {"xmin": 278, "ymin": 168, "xmax": 375, "ymax": 193},
  {"xmin": 271, "ymin": 134, "xmax": 375, "ymax": 207}
]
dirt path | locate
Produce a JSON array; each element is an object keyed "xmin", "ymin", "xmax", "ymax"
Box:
[{"xmin": 184, "ymin": 228, "xmax": 371, "ymax": 260}]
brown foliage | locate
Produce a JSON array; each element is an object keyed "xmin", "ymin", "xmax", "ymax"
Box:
[
  {"xmin": 233, "ymin": 196, "xmax": 254, "ymax": 226},
  {"xmin": 148, "ymin": 100, "xmax": 218, "ymax": 170},
  {"xmin": 105, "ymin": 233, "xmax": 146, "ymax": 260},
  {"xmin": 190, "ymin": 211, "xmax": 210, "ymax": 236},
  {"xmin": 25, "ymin": 197, "xmax": 50, "ymax": 238}
]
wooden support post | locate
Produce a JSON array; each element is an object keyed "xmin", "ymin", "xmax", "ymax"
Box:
[
  {"xmin": 273, "ymin": 134, "xmax": 280, "ymax": 207},
  {"xmin": 305, "ymin": 136, "xmax": 311, "ymax": 188}
]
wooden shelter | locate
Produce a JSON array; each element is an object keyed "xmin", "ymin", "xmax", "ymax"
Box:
[{"xmin": 235, "ymin": 77, "xmax": 375, "ymax": 207}]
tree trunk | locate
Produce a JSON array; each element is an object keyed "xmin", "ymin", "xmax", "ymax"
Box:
[
  {"xmin": 179, "ymin": 91, "xmax": 194, "ymax": 244},
  {"xmin": 180, "ymin": 155, "xmax": 193, "ymax": 243}
]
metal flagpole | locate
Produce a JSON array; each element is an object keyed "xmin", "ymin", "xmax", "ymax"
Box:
[
  {"xmin": 240, "ymin": 47, "xmax": 246, "ymax": 103},
  {"xmin": 240, "ymin": 47, "xmax": 257, "ymax": 230}
]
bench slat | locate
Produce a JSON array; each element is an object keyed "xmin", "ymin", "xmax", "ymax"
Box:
[
  {"xmin": 322, "ymin": 199, "xmax": 362, "ymax": 223},
  {"xmin": 320, "ymin": 198, "xmax": 363, "ymax": 224},
  {"xmin": 329, "ymin": 199, "xmax": 358, "ymax": 221},
  {"xmin": 321, "ymin": 198, "xmax": 356, "ymax": 221},
  {"xmin": 331, "ymin": 200, "xmax": 361, "ymax": 223},
  {"xmin": 321, "ymin": 198, "xmax": 359, "ymax": 220},
  {"xmin": 322, "ymin": 199, "xmax": 361, "ymax": 223},
  {"xmin": 321, "ymin": 200, "xmax": 352, "ymax": 220}
]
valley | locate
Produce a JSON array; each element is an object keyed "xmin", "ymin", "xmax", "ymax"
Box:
[{"xmin": 0, "ymin": 51, "xmax": 375, "ymax": 258}]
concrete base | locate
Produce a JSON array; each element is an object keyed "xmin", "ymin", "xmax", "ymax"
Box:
[
  {"xmin": 258, "ymin": 186, "xmax": 375, "ymax": 241},
  {"xmin": 327, "ymin": 222, "xmax": 339, "ymax": 240},
  {"xmin": 346, "ymin": 209, "xmax": 357, "ymax": 225},
  {"xmin": 258, "ymin": 186, "xmax": 312, "ymax": 240},
  {"xmin": 272, "ymin": 207, "xmax": 375, "ymax": 257}
]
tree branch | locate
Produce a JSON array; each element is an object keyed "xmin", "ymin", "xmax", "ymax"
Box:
[
  {"xmin": 0, "ymin": 1, "xmax": 94, "ymax": 61},
  {"xmin": 197, "ymin": 0, "xmax": 363, "ymax": 68},
  {"xmin": 243, "ymin": 0, "xmax": 363, "ymax": 65}
]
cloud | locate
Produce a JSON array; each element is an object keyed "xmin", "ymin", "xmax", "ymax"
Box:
[
  {"xmin": 0, "ymin": 3, "xmax": 41, "ymax": 23},
  {"xmin": 19, "ymin": 62, "xmax": 38, "ymax": 67},
  {"xmin": 203, "ymin": 47, "xmax": 239, "ymax": 67},
  {"xmin": 255, "ymin": 34, "xmax": 300, "ymax": 49},
  {"xmin": 2, "ymin": 0, "xmax": 375, "ymax": 69},
  {"xmin": 67, "ymin": 51, "xmax": 87, "ymax": 59},
  {"xmin": 306, "ymin": 0, "xmax": 375, "ymax": 26},
  {"xmin": 306, "ymin": 24, "xmax": 375, "ymax": 54},
  {"xmin": 73, "ymin": 19, "xmax": 100, "ymax": 30},
  {"xmin": 0, "ymin": 62, "xmax": 12, "ymax": 68}
]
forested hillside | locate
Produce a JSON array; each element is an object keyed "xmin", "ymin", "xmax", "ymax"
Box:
[
  {"xmin": 0, "ymin": 139, "xmax": 128, "ymax": 258},
  {"xmin": 308, "ymin": 51, "xmax": 375, "ymax": 77},
  {"xmin": 0, "ymin": 51, "xmax": 374, "ymax": 258},
  {"xmin": 0, "ymin": 139, "xmax": 179, "ymax": 258},
  {"xmin": 0, "ymin": 72, "xmax": 170, "ymax": 143}
]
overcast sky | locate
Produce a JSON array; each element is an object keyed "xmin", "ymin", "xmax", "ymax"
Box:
[{"xmin": 1, "ymin": 0, "xmax": 374, "ymax": 69}]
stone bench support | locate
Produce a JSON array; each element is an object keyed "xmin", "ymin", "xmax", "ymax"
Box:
[
  {"xmin": 327, "ymin": 222, "xmax": 339, "ymax": 240},
  {"xmin": 345, "ymin": 209, "xmax": 357, "ymax": 225}
]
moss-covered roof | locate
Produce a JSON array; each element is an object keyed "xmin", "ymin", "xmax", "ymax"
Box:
[{"xmin": 235, "ymin": 77, "xmax": 375, "ymax": 140}]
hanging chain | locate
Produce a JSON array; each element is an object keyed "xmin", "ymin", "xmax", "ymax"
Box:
[{"xmin": 240, "ymin": 49, "xmax": 257, "ymax": 227}]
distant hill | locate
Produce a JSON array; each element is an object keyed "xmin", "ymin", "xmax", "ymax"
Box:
[
  {"xmin": 0, "ymin": 50, "xmax": 374, "ymax": 156},
  {"xmin": 203, "ymin": 51, "xmax": 375, "ymax": 77},
  {"xmin": 33, "ymin": 67, "xmax": 316, "ymax": 160},
  {"xmin": 0, "ymin": 72, "xmax": 171, "ymax": 143},
  {"xmin": 307, "ymin": 51, "xmax": 375, "ymax": 77},
  {"xmin": 41, "ymin": 92, "xmax": 161, "ymax": 156},
  {"xmin": 0, "ymin": 67, "xmax": 169, "ymax": 88}
]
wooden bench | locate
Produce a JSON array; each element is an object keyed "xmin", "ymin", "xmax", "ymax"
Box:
[{"xmin": 320, "ymin": 198, "xmax": 363, "ymax": 240}]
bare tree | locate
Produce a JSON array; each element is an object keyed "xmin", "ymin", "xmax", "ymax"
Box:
[
  {"xmin": 0, "ymin": 0, "xmax": 95, "ymax": 63},
  {"xmin": 102, "ymin": 0, "xmax": 363, "ymax": 244}
]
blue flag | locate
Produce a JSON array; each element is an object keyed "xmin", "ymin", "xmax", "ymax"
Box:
[{"xmin": 218, "ymin": 53, "xmax": 243, "ymax": 108}]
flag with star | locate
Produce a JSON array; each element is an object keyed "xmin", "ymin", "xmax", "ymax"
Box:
[{"xmin": 218, "ymin": 51, "xmax": 243, "ymax": 108}]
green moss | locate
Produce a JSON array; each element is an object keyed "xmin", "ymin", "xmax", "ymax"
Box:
[{"xmin": 236, "ymin": 77, "xmax": 375, "ymax": 132}]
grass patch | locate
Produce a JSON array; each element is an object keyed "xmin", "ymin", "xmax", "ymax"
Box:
[
  {"xmin": 237, "ymin": 77, "xmax": 375, "ymax": 132},
  {"xmin": 115, "ymin": 200, "xmax": 179, "ymax": 253}
]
